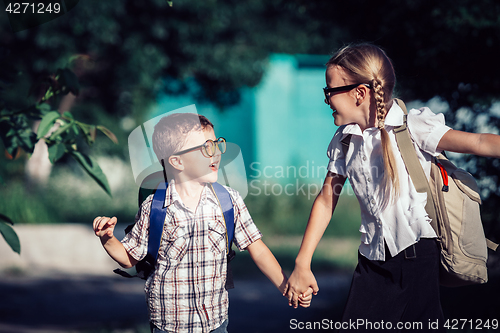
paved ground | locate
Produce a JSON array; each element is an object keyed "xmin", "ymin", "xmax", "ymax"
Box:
[
  {"xmin": 0, "ymin": 273, "xmax": 352, "ymax": 333},
  {"xmin": 0, "ymin": 224, "xmax": 354, "ymax": 333},
  {"xmin": 4, "ymin": 225, "xmax": 497, "ymax": 332}
]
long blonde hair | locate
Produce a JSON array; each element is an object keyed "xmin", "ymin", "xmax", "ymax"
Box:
[{"xmin": 327, "ymin": 43, "xmax": 399, "ymax": 197}]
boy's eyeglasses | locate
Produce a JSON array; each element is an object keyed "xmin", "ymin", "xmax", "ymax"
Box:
[
  {"xmin": 174, "ymin": 137, "xmax": 227, "ymax": 157},
  {"xmin": 323, "ymin": 83, "xmax": 371, "ymax": 104}
]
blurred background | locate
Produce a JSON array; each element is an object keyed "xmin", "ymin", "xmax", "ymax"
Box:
[{"xmin": 1, "ymin": 0, "xmax": 500, "ymax": 332}]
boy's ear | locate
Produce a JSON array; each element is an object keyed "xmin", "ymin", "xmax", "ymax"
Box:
[{"xmin": 168, "ymin": 155, "xmax": 184, "ymax": 171}]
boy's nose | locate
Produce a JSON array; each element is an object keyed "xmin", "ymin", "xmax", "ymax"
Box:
[{"xmin": 214, "ymin": 147, "xmax": 222, "ymax": 157}]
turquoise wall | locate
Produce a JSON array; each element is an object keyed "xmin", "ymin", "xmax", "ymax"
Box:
[{"xmin": 151, "ymin": 54, "xmax": 337, "ymax": 185}]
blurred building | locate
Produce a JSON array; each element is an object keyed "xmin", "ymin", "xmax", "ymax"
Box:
[{"xmin": 152, "ymin": 54, "xmax": 335, "ymax": 184}]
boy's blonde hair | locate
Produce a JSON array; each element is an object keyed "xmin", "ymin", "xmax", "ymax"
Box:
[
  {"xmin": 152, "ymin": 113, "xmax": 214, "ymax": 163},
  {"xmin": 327, "ymin": 43, "xmax": 399, "ymax": 197}
]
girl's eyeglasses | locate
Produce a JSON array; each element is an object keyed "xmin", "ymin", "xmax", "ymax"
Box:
[
  {"xmin": 174, "ymin": 137, "xmax": 226, "ymax": 157},
  {"xmin": 323, "ymin": 83, "xmax": 371, "ymax": 104}
]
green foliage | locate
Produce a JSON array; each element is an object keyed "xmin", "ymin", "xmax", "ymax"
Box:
[
  {"xmin": 70, "ymin": 151, "xmax": 111, "ymax": 196},
  {"xmin": 0, "ymin": 215, "xmax": 20, "ymax": 254},
  {"xmin": 0, "ymin": 67, "xmax": 116, "ymax": 196},
  {"xmin": 1, "ymin": 1, "xmax": 499, "ymax": 113},
  {"xmin": 0, "ymin": 0, "xmax": 320, "ymax": 116},
  {"xmin": 0, "ymin": 64, "xmax": 120, "ymax": 251}
]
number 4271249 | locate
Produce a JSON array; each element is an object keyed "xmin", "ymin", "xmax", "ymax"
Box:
[
  {"xmin": 5, "ymin": 2, "xmax": 61, "ymax": 14},
  {"xmin": 444, "ymin": 319, "xmax": 498, "ymax": 330}
]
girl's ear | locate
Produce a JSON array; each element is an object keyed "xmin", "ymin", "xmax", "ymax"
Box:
[
  {"xmin": 355, "ymin": 84, "xmax": 369, "ymax": 103},
  {"xmin": 168, "ymin": 155, "xmax": 184, "ymax": 171}
]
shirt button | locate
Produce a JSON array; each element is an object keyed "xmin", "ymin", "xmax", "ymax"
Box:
[
  {"xmin": 371, "ymin": 199, "xmax": 375, "ymax": 205},
  {"xmin": 367, "ymin": 178, "xmax": 372, "ymax": 182},
  {"xmin": 362, "ymin": 156, "xmax": 367, "ymax": 161}
]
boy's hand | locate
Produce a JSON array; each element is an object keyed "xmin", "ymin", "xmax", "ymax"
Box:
[
  {"xmin": 93, "ymin": 216, "xmax": 117, "ymax": 240},
  {"xmin": 298, "ymin": 287, "xmax": 314, "ymax": 308},
  {"xmin": 284, "ymin": 267, "xmax": 319, "ymax": 308}
]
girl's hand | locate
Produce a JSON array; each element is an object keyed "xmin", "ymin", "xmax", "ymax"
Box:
[
  {"xmin": 284, "ymin": 266, "xmax": 319, "ymax": 308},
  {"xmin": 93, "ymin": 216, "xmax": 117, "ymax": 240},
  {"xmin": 298, "ymin": 287, "xmax": 314, "ymax": 308}
]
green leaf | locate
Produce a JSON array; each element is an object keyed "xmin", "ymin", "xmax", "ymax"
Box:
[
  {"xmin": 0, "ymin": 221, "xmax": 20, "ymax": 254},
  {"xmin": 48, "ymin": 143, "xmax": 66, "ymax": 163},
  {"xmin": 90, "ymin": 126, "xmax": 97, "ymax": 142},
  {"xmin": 36, "ymin": 103, "xmax": 52, "ymax": 116},
  {"xmin": 4, "ymin": 145, "xmax": 19, "ymax": 159},
  {"xmin": 70, "ymin": 151, "xmax": 112, "ymax": 196},
  {"xmin": 7, "ymin": 129, "xmax": 36, "ymax": 155},
  {"xmin": 48, "ymin": 120, "xmax": 73, "ymax": 141},
  {"xmin": 62, "ymin": 111, "xmax": 73, "ymax": 120},
  {"xmin": 97, "ymin": 125, "xmax": 118, "ymax": 144},
  {"xmin": 76, "ymin": 122, "xmax": 95, "ymax": 145},
  {"xmin": 0, "ymin": 214, "xmax": 13, "ymax": 225},
  {"xmin": 37, "ymin": 111, "xmax": 60, "ymax": 139},
  {"xmin": 56, "ymin": 68, "xmax": 80, "ymax": 96}
]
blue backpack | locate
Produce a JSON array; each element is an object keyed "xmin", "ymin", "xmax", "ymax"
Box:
[{"xmin": 114, "ymin": 176, "xmax": 236, "ymax": 288}]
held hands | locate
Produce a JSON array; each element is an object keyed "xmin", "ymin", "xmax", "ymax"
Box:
[
  {"xmin": 93, "ymin": 216, "xmax": 117, "ymax": 241},
  {"xmin": 284, "ymin": 266, "xmax": 319, "ymax": 309},
  {"xmin": 295, "ymin": 287, "xmax": 314, "ymax": 308}
]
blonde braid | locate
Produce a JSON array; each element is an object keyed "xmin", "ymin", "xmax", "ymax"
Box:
[
  {"xmin": 372, "ymin": 78, "xmax": 386, "ymax": 129},
  {"xmin": 371, "ymin": 78, "xmax": 399, "ymax": 199}
]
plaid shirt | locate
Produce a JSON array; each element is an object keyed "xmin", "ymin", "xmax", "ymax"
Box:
[{"xmin": 121, "ymin": 180, "xmax": 262, "ymax": 333}]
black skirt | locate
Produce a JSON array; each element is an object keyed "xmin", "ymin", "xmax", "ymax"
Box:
[{"xmin": 340, "ymin": 238, "xmax": 445, "ymax": 332}]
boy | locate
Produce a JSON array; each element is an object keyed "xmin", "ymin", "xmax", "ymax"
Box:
[{"xmin": 93, "ymin": 113, "xmax": 311, "ymax": 333}]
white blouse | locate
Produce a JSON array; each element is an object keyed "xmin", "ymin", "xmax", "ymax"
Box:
[{"xmin": 326, "ymin": 102, "xmax": 451, "ymax": 261}]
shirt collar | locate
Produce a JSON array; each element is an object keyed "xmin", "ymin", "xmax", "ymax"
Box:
[
  {"xmin": 164, "ymin": 179, "xmax": 219, "ymax": 208},
  {"xmin": 340, "ymin": 100, "xmax": 405, "ymax": 137},
  {"xmin": 163, "ymin": 178, "xmax": 178, "ymax": 207},
  {"xmin": 384, "ymin": 101, "xmax": 405, "ymax": 127}
]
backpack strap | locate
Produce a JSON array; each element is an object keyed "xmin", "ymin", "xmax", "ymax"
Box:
[
  {"xmin": 209, "ymin": 182, "xmax": 236, "ymax": 289},
  {"xmin": 392, "ymin": 99, "xmax": 499, "ymax": 252},
  {"xmin": 148, "ymin": 181, "xmax": 169, "ymax": 261},
  {"xmin": 392, "ymin": 98, "xmax": 439, "ymax": 233},
  {"xmin": 341, "ymin": 134, "xmax": 352, "ymax": 157},
  {"xmin": 486, "ymin": 239, "xmax": 499, "ymax": 251},
  {"xmin": 209, "ymin": 182, "xmax": 235, "ymax": 253},
  {"xmin": 113, "ymin": 181, "xmax": 168, "ymax": 279},
  {"xmin": 131, "ymin": 181, "xmax": 235, "ymax": 272}
]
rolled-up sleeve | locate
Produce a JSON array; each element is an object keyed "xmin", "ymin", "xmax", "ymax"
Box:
[
  {"xmin": 121, "ymin": 195, "xmax": 153, "ymax": 261},
  {"xmin": 228, "ymin": 188, "xmax": 262, "ymax": 251},
  {"xmin": 407, "ymin": 107, "xmax": 452, "ymax": 156}
]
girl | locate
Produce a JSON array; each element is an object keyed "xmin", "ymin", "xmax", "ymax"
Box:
[{"xmin": 284, "ymin": 43, "xmax": 500, "ymax": 331}]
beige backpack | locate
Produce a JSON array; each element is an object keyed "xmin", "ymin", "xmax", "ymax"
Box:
[
  {"xmin": 393, "ymin": 99, "xmax": 498, "ymax": 287},
  {"xmin": 340, "ymin": 99, "xmax": 498, "ymax": 287}
]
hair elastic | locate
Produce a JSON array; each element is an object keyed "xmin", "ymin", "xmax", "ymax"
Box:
[{"xmin": 378, "ymin": 118, "xmax": 385, "ymax": 129}]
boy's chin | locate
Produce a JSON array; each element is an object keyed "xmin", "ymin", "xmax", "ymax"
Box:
[
  {"xmin": 199, "ymin": 172, "xmax": 218, "ymax": 184},
  {"xmin": 209, "ymin": 172, "xmax": 219, "ymax": 183}
]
